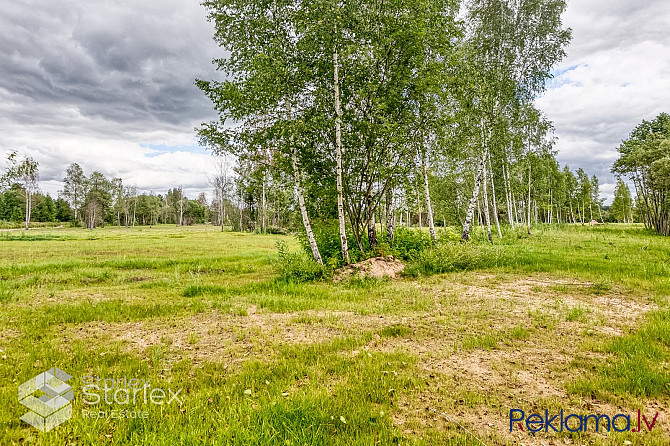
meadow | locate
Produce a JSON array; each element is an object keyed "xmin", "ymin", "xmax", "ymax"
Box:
[{"xmin": 1, "ymin": 224, "xmax": 669, "ymax": 445}]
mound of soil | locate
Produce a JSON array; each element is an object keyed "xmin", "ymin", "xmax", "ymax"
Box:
[{"xmin": 333, "ymin": 256, "xmax": 405, "ymax": 282}]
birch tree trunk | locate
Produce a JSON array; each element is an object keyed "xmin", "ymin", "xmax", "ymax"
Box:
[
  {"xmin": 421, "ymin": 145, "xmax": 437, "ymax": 242},
  {"xmin": 598, "ymin": 203, "xmax": 604, "ymax": 224},
  {"xmin": 223, "ymin": 202, "xmax": 227, "ymax": 230},
  {"xmin": 385, "ymin": 187, "xmax": 394, "ymax": 243},
  {"xmin": 488, "ymin": 151, "xmax": 502, "ymax": 238},
  {"xmin": 482, "ymin": 156, "xmax": 493, "ymax": 244},
  {"xmin": 503, "ymin": 163, "xmax": 515, "ymax": 229},
  {"xmin": 287, "ymin": 100, "xmax": 323, "ymax": 265},
  {"xmin": 527, "ymin": 163, "xmax": 532, "ymax": 235},
  {"xmin": 513, "ymin": 186, "xmax": 520, "ymax": 227},
  {"xmin": 367, "ymin": 192, "xmax": 378, "ymax": 250},
  {"xmin": 261, "ymin": 176, "xmax": 266, "ymax": 233},
  {"xmin": 417, "ymin": 185, "xmax": 422, "ymax": 230},
  {"xmin": 461, "ymin": 152, "xmax": 486, "ymax": 241},
  {"xmin": 333, "ymin": 48, "xmax": 350, "ymax": 263},
  {"xmin": 25, "ymin": 189, "xmax": 31, "ymax": 230}
]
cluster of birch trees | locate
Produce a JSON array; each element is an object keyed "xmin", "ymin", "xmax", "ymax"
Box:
[
  {"xmin": 614, "ymin": 113, "xmax": 670, "ymax": 236},
  {"xmin": 60, "ymin": 163, "xmax": 210, "ymax": 229},
  {"xmin": 197, "ymin": 0, "xmax": 582, "ymax": 263}
]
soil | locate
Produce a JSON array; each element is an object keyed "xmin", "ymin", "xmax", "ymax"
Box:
[{"xmin": 333, "ymin": 256, "xmax": 405, "ymax": 282}]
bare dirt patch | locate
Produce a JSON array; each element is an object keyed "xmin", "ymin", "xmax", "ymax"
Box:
[
  {"xmin": 62, "ymin": 309, "xmax": 394, "ymax": 366},
  {"xmin": 333, "ymin": 256, "xmax": 405, "ymax": 282},
  {"xmin": 372, "ymin": 274, "xmax": 662, "ymax": 444}
]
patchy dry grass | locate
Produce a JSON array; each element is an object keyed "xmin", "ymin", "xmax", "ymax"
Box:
[{"xmin": 1, "ymin": 224, "xmax": 669, "ymax": 445}]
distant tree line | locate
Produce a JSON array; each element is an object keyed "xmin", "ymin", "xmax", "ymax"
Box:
[
  {"xmin": 0, "ymin": 158, "xmax": 216, "ymax": 229},
  {"xmin": 0, "ymin": 149, "xmax": 635, "ymax": 233}
]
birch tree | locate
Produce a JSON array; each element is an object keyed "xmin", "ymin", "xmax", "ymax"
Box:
[
  {"xmin": 3, "ymin": 151, "xmax": 39, "ymax": 230},
  {"xmin": 460, "ymin": 0, "xmax": 570, "ymax": 241},
  {"xmin": 62, "ymin": 163, "xmax": 86, "ymax": 223}
]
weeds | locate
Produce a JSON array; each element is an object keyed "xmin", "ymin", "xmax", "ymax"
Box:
[{"xmin": 274, "ymin": 240, "xmax": 329, "ymax": 283}]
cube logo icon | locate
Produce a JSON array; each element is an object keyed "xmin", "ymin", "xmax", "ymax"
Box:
[{"xmin": 18, "ymin": 367, "xmax": 73, "ymax": 432}]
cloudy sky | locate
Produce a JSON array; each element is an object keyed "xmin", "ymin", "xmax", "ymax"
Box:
[{"xmin": 1, "ymin": 1, "xmax": 669, "ymax": 202}]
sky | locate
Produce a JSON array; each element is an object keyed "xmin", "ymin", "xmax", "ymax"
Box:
[{"xmin": 1, "ymin": 0, "xmax": 669, "ymax": 203}]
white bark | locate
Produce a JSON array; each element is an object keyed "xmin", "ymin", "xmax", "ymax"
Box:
[
  {"xmin": 503, "ymin": 163, "xmax": 515, "ymax": 229},
  {"xmin": 333, "ymin": 48, "xmax": 350, "ymax": 264},
  {"xmin": 25, "ymin": 189, "xmax": 31, "ymax": 230},
  {"xmin": 461, "ymin": 152, "xmax": 487, "ymax": 241},
  {"xmin": 421, "ymin": 145, "xmax": 437, "ymax": 242},
  {"xmin": 482, "ymin": 155, "xmax": 493, "ymax": 244},
  {"xmin": 287, "ymin": 100, "xmax": 323, "ymax": 265},
  {"xmin": 488, "ymin": 151, "xmax": 502, "ymax": 238},
  {"xmin": 527, "ymin": 163, "xmax": 532, "ymax": 235}
]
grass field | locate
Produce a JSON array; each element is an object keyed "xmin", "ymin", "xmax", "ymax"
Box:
[{"xmin": 1, "ymin": 224, "xmax": 670, "ymax": 445}]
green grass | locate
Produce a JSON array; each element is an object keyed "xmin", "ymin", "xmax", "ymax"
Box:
[{"xmin": 1, "ymin": 223, "xmax": 669, "ymax": 445}]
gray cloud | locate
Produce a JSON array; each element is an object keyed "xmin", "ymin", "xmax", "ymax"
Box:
[
  {"xmin": 0, "ymin": 0, "xmax": 224, "ymax": 196},
  {"xmin": 538, "ymin": 0, "xmax": 670, "ymax": 203},
  {"xmin": 1, "ymin": 0, "xmax": 668, "ymax": 205},
  {"xmin": 0, "ymin": 0, "xmax": 219, "ymax": 127}
]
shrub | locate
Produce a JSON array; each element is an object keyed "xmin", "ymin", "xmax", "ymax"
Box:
[
  {"xmin": 390, "ymin": 227, "xmax": 434, "ymax": 260},
  {"xmin": 264, "ymin": 226, "xmax": 288, "ymax": 235},
  {"xmin": 296, "ymin": 221, "xmax": 370, "ymax": 267},
  {"xmin": 404, "ymin": 242, "xmax": 504, "ymax": 277},
  {"xmin": 274, "ymin": 240, "xmax": 329, "ymax": 283}
]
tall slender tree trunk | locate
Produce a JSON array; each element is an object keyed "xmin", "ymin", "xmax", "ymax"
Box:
[
  {"xmin": 385, "ymin": 187, "xmax": 394, "ymax": 243},
  {"xmin": 417, "ymin": 185, "xmax": 422, "ymax": 230},
  {"xmin": 367, "ymin": 191, "xmax": 378, "ymax": 250},
  {"xmin": 482, "ymin": 157, "xmax": 493, "ymax": 244},
  {"xmin": 25, "ymin": 189, "xmax": 31, "ymax": 230},
  {"xmin": 224, "ymin": 190, "xmax": 226, "ymax": 232},
  {"xmin": 239, "ymin": 192, "xmax": 243, "ymax": 230},
  {"xmin": 287, "ymin": 100, "xmax": 323, "ymax": 265},
  {"xmin": 461, "ymin": 152, "xmax": 486, "ymax": 241},
  {"xmin": 598, "ymin": 203, "xmax": 604, "ymax": 224},
  {"xmin": 488, "ymin": 151, "xmax": 502, "ymax": 238},
  {"xmin": 513, "ymin": 190, "xmax": 520, "ymax": 226},
  {"xmin": 527, "ymin": 163, "xmax": 532, "ymax": 235},
  {"xmin": 261, "ymin": 177, "xmax": 266, "ymax": 233},
  {"xmin": 333, "ymin": 48, "xmax": 350, "ymax": 263},
  {"xmin": 421, "ymin": 145, "xmax": 437, "ymax": 242},
  {"xmin": 503, "ymin": 163, "xmax": 515, "ymax": 229}
]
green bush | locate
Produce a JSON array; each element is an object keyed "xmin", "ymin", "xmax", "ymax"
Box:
[
  {"xmin": 264, "ymin": 226, "xmax": 288, "ymax": 235},
  {"xmin": 297, "ymin": 223, "xmax": 442, "ymax": 266},
  {"xmin": 404, "ymin": 242, "xmax": 503, "ymax": 276},
  {"xmin": 296, "ymin": 221, "xmax": 370, "ymax": 267},
  {"xmin": 274, "ymin": 240, "xmax": 329, "ymax": 283},
  {"xmin": 389, "ymin": 227, "xmax": 434, "ymax": 260}
]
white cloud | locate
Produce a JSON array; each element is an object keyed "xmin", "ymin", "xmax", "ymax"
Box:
[
  {"xmin": 0, "ymin": 0, "xmax": 223, "ymax": 200},
  {"xmin": 2, "ymin": 0, "xmax": 668, "ymax": 206},
  {"xmin": 537, "ymin": 0, "xmax": 670, "ymax": 203}
]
